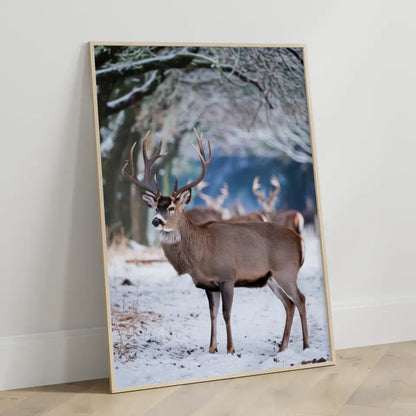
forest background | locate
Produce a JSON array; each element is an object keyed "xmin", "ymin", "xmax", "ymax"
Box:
[{"xmin": 93, "ymin": 45, "xmax": 317, "ymax": 245}]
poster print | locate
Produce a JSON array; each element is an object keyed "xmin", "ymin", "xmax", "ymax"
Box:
[{"xmin": 89, "ymin": 43, "xmax": 334, "ymax": 392}]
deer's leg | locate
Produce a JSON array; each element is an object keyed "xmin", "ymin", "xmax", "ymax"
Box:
[
  {"xmin": 276, "ymin": 276, "xmax": 310, "ymax": 350},
  {"xmin": 294, "ymin": 287, "xmax": 310, "ymax": 349},
  {"xmin": 219, "ymin": 281, "xmax": 235, "ymax": 354},
  {"xmin": 268, "ymin": 278, "xmax": 295, "ymax": 352},
  {"xmin": 206, "ymin": 290, "xmax": 220, "ymax": 353}
]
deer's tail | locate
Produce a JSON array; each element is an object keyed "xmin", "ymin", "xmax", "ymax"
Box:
[
  {"xmin": 299, "ymin": 236, "xmax": 305, "ymax": 267},
  {"xmin": 295, "ymin": 212, "xmax": 304, "ymax": 235}
]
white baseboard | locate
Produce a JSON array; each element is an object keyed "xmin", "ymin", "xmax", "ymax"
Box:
[
  {"xmin": 0, "ymin": 327, "xmax": 108, "ymax": 391},
  {"xmin": 1, "ymin": 296, "xmax": 415, "ymax": 391},
  {"xmin": 332, "ymin": 295, "xmax": 416, "ymax": 350}
]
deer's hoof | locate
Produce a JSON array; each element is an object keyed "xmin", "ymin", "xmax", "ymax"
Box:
[
  {"xmin": 227, "ymin": 347, "xmax": 235, "ymax": 354},
  {"xmin": 278, "ymin": 344, "xmax": 288, "ymax": 353},
  {"xmin": 209, "ymin": 346, "xmax": 218, "ymax": 354}
]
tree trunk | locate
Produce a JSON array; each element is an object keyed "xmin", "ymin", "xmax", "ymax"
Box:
[
  {"xmin": 130, "ymin": 185, "xmax": 149, "ymax": 246},
  {"xmin": 103, "ymin": 108, "xmax": 135, "ymax": 226}
]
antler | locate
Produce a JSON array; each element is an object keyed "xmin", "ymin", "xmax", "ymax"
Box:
[
  {"xmin": 196, "ymin": 181, "xmax": 213, "ymax": 205},
  {"xmin": 252, "ymin": 177, "xmax": 267, "ymax": 204},
  {"xmin": 121, "ymin": 131, "xmax": 166, "ymax": 197},
  {"xmin": 196, "ymin": 181, "xmax": 209, "ymax": 192},
  {"xmin": 269, "ymin": 176, "xmax": 281, "ymax": 202},
  {"xmin": 196, "ymin": 181, "xmax": 228, "ymax": 209},
  {"xmin": 253, "ymin": 176, "xmax": 281, "ymax": 206},
  {"xmin": 217, "ymin": 183, "xmax": 229, "ymax": 207},
  {"xmin": 172, "ymin": 127, "xmax": 212, "ymax": 198}
]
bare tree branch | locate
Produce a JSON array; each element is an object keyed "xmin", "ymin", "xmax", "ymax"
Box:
[{"xmin": 287, "ymin": 48, "xmax": 304, "ymax": 66}]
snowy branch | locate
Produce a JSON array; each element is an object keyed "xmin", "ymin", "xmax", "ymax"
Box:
[
  {"xmin": 188, "ymin": 59, "xmax": 275, "ymax": 109},
  {"xmin": 97, "ymin": 49, "xmax": 275, "ymax": 111},
  {"xmin": 266, "ymin": 137, "xmax": 313, "ymax": 163},
  {"xmin": 96, "ymin": 49, "xmax": 198, "ymax": 83},
  {"xmin": 287, "ymin": 48, "xmax": 304, "ymax": 66},
  {"xmin": 225, "ymin": 127, "xmax": 313, "ymax": 163},
  {"xmin": 105, "ymin": 71, "xmax": 160, "ymax": 116}
]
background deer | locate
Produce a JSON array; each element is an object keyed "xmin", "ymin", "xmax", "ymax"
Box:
[
  {"xmin": 189, "ymin": 180, "xmax": 266, "ymax": 224},
  {"xmin": 252, "ymin": 176, "xmax": 304, "ymax": 234},
  {"xmin": 197, "ymin": 181, "xmax": 229, "ymax": 213},
  {"xmin": 186, "ymin": 181, "xmax": 228, "ymax": 223},
  {"xmin": 122, "ymin": 129, "xmax": 309, "ymax": 354}
]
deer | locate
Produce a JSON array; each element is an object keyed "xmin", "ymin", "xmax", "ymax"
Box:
[
  {"xmin": 252, "ymin": 176, "xmax": 304, "ymax": 234},
  {"xmin": 186, "ymin": 181, "xmax": 228, "ymax": 223},
  {"xmin": 122, "ymin": 129, "xmax": 310, "ymax": 354},
  {"xmin": 197, "ymin": 181, "xmax": 229, "ymax": 213},
  {"xmin": 186, "ymin": 206, "xmax": 223, "ymax": 223},
  {"xmin": 191, "ymin": 181, "xmax": 266, "ymax": 224}
]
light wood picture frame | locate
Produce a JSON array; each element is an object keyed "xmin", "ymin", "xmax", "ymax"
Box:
[{"xmin": 89, "ymin": 42, "xmax": 335, "ymax": 393}]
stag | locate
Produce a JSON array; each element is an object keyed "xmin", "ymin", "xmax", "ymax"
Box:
[
  {"xmin": 252, "ymin": 176, "xmax": 304, "ymax": 234},
  {"xmin": 122, "ymin": 129, "xmax": 309, "ymax": 354},
  {"xmin": 186, "ymin": 181, "xmax": 228, "ymax": 223},
  {"xmin": 197, "ymin": 181, "xmax": 229, "ymax": 213},
  {"xmin": 191, "ymin": 181, "xmax": 265, "ymax": 223}
]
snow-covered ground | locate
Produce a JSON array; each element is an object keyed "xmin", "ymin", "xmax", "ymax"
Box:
[{"xmin": 107, "ymin": 229, "xmax": 331, "ymax": 390}]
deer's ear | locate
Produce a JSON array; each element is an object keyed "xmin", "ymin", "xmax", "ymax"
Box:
[
  {"xmin": 177, "ymin": 189, "xmax": 192, "ymax": 206},
  {"xmin": 142, "ymin": 194, "xmax": 156, "ymax": 208}
]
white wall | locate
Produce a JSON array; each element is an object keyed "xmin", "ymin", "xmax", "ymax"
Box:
[{"xmin": 1, "ymin": 0, "xmax": 415, "ymax": 391}]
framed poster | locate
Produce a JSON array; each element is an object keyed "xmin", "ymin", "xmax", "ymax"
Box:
[{"xmin": 89, "ymin": 43, "xmax": 334, "ymax": 393}]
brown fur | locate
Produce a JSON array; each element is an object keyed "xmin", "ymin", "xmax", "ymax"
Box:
[
  {"xmin": 222, "ymin": 212, "xmax": 266, "ymax": 223},
  {"xmin": 268, "ymin": 210, "xmax": 304, "ymax": 234},
  {"xmin": 186, "ymin": 206, "xmax": 223, "ymax": 224}
]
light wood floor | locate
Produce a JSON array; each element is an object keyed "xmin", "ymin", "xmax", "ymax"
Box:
[{"xmin": 0, "ymin": 341, "xmax": 415, "ymax": 415}]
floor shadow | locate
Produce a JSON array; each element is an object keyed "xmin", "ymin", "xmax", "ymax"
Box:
[{"xmin": 24, "ymin": 378, "xmax": 110, "ymax": 395}]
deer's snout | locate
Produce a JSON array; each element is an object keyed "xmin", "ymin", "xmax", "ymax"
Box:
[{"xmin": 152, "ymin": 217, "xmax": 163, "ymax": 227}]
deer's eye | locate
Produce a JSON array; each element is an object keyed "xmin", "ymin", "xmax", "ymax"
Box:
[{"xmin": 168, "ymin": 206, "xmax": 175, "ymax": 213}]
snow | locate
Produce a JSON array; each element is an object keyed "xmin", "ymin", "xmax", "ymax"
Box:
[
  {"xmin": 128, "ymin": 239, "xmax": 146, "ymax": 251},
  {"xmin": 99, "ymin": 111, "xmax": 125, "ymax": 157},
  {"xmin": 107, "ymin": 229, "xmax": 331, "ymax": 390}
]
